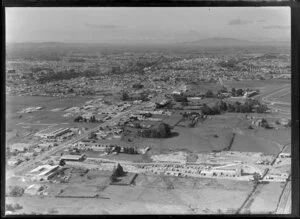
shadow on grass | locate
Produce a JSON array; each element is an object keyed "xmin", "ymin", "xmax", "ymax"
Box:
[{"xmin": 166, "ymin": 132, "xmax": 180, "ymax": 138}]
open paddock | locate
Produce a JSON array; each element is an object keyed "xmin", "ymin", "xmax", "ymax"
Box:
[
  {"xmin": 187, "ymin": 82, "xmax": 224, "ymax": 94},
  {"xmin": 223, "ymin": 79, "xmax": 290, "ymax": 92}
]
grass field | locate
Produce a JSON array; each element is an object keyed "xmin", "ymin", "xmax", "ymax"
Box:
[
  {"xmin": 188, "ymin": 82, "xmax": 224, "ymax": 93},
  {"xmin": 223, "ymin": 79, "xmax": 290, "ymax": 92},
  {"xmin": 245, "ymin": 182, "xmax": 285, "ymax": 214},
  {"xmin": 6, "ymin": 174, "xmax": 254, "ymax": 215},
  {"xmin": 6, "ymin": 95, "xmax": 98, "ymax": 145},
  {"xmin": 104, "ymin": 112, "xmax": 290, "ymax": 156},
  {"xmin": 275, "ymin": 93, "xmax": 291, "ymax": 104}
]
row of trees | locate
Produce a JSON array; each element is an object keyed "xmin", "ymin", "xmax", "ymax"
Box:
[
  {"xmin": 200, "ymin": 99, "xmax": 268, "ymax": 115},
  {"xmin": 74, "ymin": 115, "xmax": 97, "ymax": 123},
  {"xmin": 107, "ymin": 145, "xmax": 138, "ymax": 154},
  {"xmin": 121, "ymin": 91, "xmax": 149, "ymax": 102},
  {"xmin": 37, "ymin": 69, "xmax": 98, "ymax": 84}
]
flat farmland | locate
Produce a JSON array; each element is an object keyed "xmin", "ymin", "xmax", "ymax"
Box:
[
  {"xmin": 6, "ymin": 95, "xmax": 96, "ymax": 129},
  {"xmin": 244, "ymin": 182, "xmax": 285, "ymax": 214},
  {"xmin": 231, "ymin": 133, "xmax": 280, "ymax": 155},
  {"xmin": 6, "ymin": 174, "xmax": 253, "ymax": 215},
  {"xmin": 188, "ymin": 82, "xmax": 223, "ymax": 94},
  {"xmin": 130, "ymin": 112, "xmax": 290, "ymax": 155},
  {"xmin": 223, "ymin": 79, "xmax": 290, "ymax": 92},
  {"xmin": 275, "ymin": 92, "xmax": 291, "ymax": 104},
  {"xmin": 128, "ymin": 115, "xmax": 239, "ymax": 154},
  {"xmin": 6, "ymin": 95, "xmax": 99, "ymax": 145}
]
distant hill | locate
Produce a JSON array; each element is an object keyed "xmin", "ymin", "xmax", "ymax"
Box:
[
  {"xmin": 182, "ymin": 37, "xmax": 257, "ymax": 47},
  {"xmin": 182, "ymin": 37, "xmax": 290, "ymax": 47}
]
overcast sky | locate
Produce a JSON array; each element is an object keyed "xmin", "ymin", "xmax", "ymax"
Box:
[{"xmin": 6, "ymin": 7, "xmax": 290, "ymax": 43}]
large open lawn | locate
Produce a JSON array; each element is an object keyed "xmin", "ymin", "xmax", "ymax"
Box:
[{"xmin": 6, "ymin": 174, "xmax": 254, "ymax": 215}]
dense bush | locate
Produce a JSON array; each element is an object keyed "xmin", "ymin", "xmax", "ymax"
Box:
[
  {"xmin": 9, "ymin": 186, "xmax": 24, "ymax": 197},
  {"xmin": 138, "ymin": 123, "xmax": 171, "ymax": 138},
  {"xmin": 200, "ymin": 99, "xmax": 268, "ymax": 116}
]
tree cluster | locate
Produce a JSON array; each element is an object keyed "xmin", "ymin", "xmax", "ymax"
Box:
[
  {"xmin": 6, "ymin": 203, "xmax": 23, "ymax": 212},
  {"xmin": 138, "ymin": 123, "xmax": 171, "ymax": 138},
  {"xmin": 132, "ymin": 83, "xmax": 144, "ymax": 89},
  {"xmin": 108, "ymin": 145, "xmax": 138, "ymax": 154},
  {"xmin": 74, "ymin": 115, "xmax": 97, "ymax": 123},
  {"xmin": 8, "ymin": 186, "xmax": 25, "ymax": 197},
  {"xmin": 200, "ymin": 99, "xmax": 268, "ymax": 116},
  {"xmin": 37, "ymin": 69, "xmax": 98, "ymax": 84},
  {"xmin": 121, "ymin": 91, "xmax": 149, "ymax": 102},
  {"xmin": 172, "ymin": 94, "xmax": 188, "ymax": 102}
]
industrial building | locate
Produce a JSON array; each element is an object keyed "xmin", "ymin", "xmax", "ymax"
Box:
[
  {"xmin": 60, "ymin": 154, "xmax": 85, "ymax": 162},
  {"xmin": 27, "ymin": 165, "xmax": 60, "ymax": 181},
  {"xmin": 35, "ymin": 127, "xmax": 71, "ymax": 139},
  {"xmin": 10, "ymin": 143, "xmax": 31, "ymax": 152}
]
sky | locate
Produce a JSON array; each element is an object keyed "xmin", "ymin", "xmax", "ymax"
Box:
[{"xmin": 6, "ymin": 7, "xmax": 290, "ymax": 44}]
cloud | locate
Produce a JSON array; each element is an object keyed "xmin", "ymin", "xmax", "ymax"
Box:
[
  {"xmin": 85, "ymin": 23, "xmax": 120, "ymax": 29},
  {"xmin": 228, "ymin": 19, "xmax": 252, "ymax": 25},
  {"xmin": 263, "ymin": 25, "xmax": 290, "ymax": 29},
  {"xmin": 257, "ymin": 19, "xmax": 266, "ymax": 23}
]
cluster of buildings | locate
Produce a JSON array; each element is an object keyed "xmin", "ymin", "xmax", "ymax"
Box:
[{"xmin": 63, "ymin": 97, "xmax": 132, "ymax": 123}]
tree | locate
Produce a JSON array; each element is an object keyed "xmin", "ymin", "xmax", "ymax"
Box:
[
  {"xmin": 115, "ymin": 163, "xmax": 125, "ymax": 177},
  {"xmin": 88, "ymin": 132, "xmax": 97, "ymax": 139},
  {"xmin": 255, "ymin": 104, "xmax": 268, "ymax": 113},
  {"xmin": 90, "ymin": 115, "xmax": 96, "ymax": 123},
  {"xmin": 121, "ymin": 91, "xmax": 130, "ymax": 101},
  {"xmin": 285, "ymin": 120, "xmax": 292, "ymax": 127},
  {"xmin": 215, "ymin": 100, "xmax": 227, "ymax": 112},
  {"xmin": 227, "ymin": 103, "xmax": 235, "ymax": 112},
  {"xmin": 74, "ymin": 115, "xmax": 83, "ymax": 122},
  {"xmin": 181, "ymin": 101, "xmax": 188, "ymax": 106},
  {"xmin": 231, "ymin": 88, "xmax": 236, "ymax": 96},
  {"xmin": 253, "ymin": 172, "xmax": 261, "ymax": 185},
  {"xmin": 205, "ymin": 89, "xmax": 213, "ymax": 98},
  {"xmin": 59, "ymin": 159, "xmax": 66, "ymax": 166},
  {"xmin": 261, "ymin": 118, "xmax": 271, "ymax": 129},
  {"xmin": 157, "ymin": 123, "xmax": 171, "ymax": 138},
  {"xmin": 236, "ymin": 89, "xmax": 244, "ymax": 96},
  {"xmin": 173, "ymin": 94, "xmax": 188, "ymax": 102},
  {"xmin": 9, "ymin": 186, "xmax": 24, "ymax": 197},
  {"xmin": 201, "ymin": 104, "xmax": 213, "ymax": 115},
  {"xmin": 210, "ymin": 106, "xmax": 221, "ymax": 115}
]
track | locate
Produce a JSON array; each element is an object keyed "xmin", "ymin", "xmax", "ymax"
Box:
[
  {"xmin": 275, "ymin": 181, "xmax": 291, "ymax": 214},
  {"xmin": 255, "ymin": 85, "xmax": 291, "ymax": 115},
  {"xmin": 235, "ymin": 144, "xmax": 290, "ymax": 214}
]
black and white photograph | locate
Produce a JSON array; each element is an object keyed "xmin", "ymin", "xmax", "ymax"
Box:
[{"xmin": 4, "ymin": 6, "xmax": 294, "ymax": 215}]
